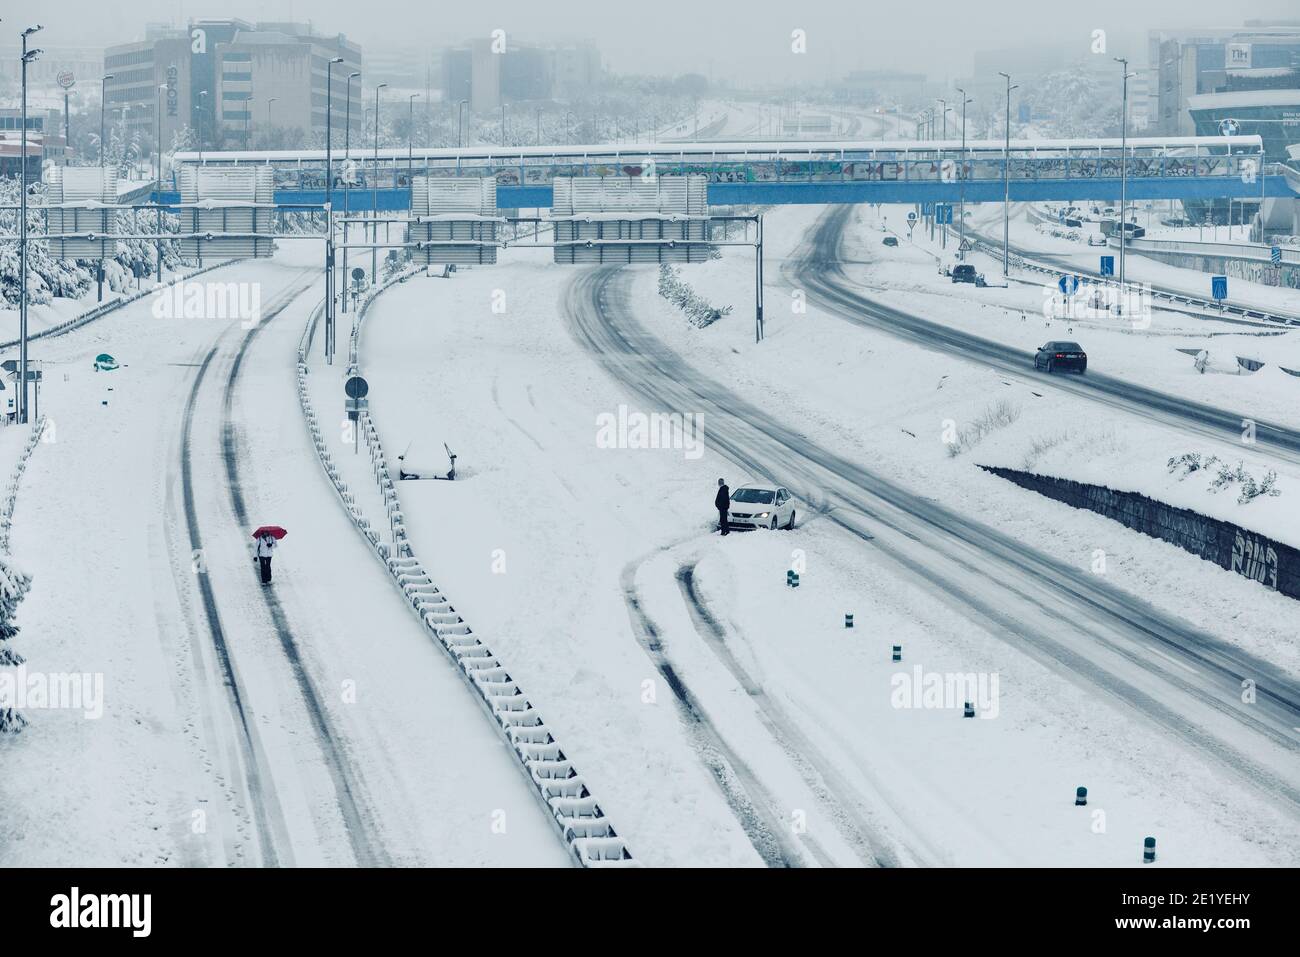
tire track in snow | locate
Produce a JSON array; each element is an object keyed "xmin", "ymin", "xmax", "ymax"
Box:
[
  {"xmin": 219, "ymin": 282, "xmax": 389, "ymax": 868},
  {"xmin": 675, "ymin": 560, "xmax": 915, "ymax": 867},
  {"xmin": 618, "ymin": 552, "xmax": 818, "ymax": 868},
  {"xmin": 178, "ymin": 283, "xmax": 311, "ymax": 867}
]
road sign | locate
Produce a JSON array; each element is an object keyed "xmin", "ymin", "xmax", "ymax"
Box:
[
  {"xmin": 1099, "ymin": 255, "xmax": 1115, "ymax": 276},
  {"xmin": 344, "ymin": 375, "xmax": 369, "ymax": 399},
  {"xmin": 1218, "ymin": 118, "xmax": 1241, "ymax": 137},
  {"xmin": 958, "ymin": 238, "xmax": 972, "ymax": 253},
  {"xmin": 936, "ymin": 204, "xmax": 953, "ymax": 225},
  {"xmin": 351, "ymin": 267, "xmax": 365, "ymax": 281},
  {"xmin": 907, "ymin": 211, "xmax": 917, "ymax": 222},
  {"xmin": 56, "ymin": 70, "xmax": 76, "ymax": 90},
  {"xmin": 1271, "ymin": 246, "xmax": 1282, "ymax": 266},
  {"xmin": 1058, "ymin": 274, "xmax": 1080, "ymax": 296},
  {"xmin": 1212, "ymin": 275, "xmax": 1228, "ymax": 300},
  {"xmin": 921, "ymin": 202, "xmax": 934, "ymax": 217}
]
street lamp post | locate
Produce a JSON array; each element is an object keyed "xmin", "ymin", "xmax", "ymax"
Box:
[
  {"xmin": 196, "ymin": 89, "xmax": 208, "ymax": 162},
  {"xmin": 373, "ymin": 83, "xmax": 387, "ymax": 291},
  {"xmin": 266, "ymin": 95, "xmax": 278, "ymax": 142},
  {"xmin": 1115, "ymin": 56, "xmax": 1135, "ymax": 313},
  {"xmin": 564, "ymin": 111, "xmax": 574, "ymax": 144},
  {"xmin": 956, "ymin": 87, "xmax": 972, "ymax": 259},
  {"xmin": 535, "ymin": 107, "xmax": 542, "ymax": 145},
  {"xmin": 100, "ymin": 72, "xmax": 113, "ymax": 166},
  {"xmin": 342, "ymin": 70, "xmax": 360, "ymax": 314},
  {"xmin": 324, "ymin": 55, "xmax": 344, "ymax": 363},
  {"xmin": 500, "ymin": 102, "xmax": 506, "ymax": 145},
  {"xmin": 998, "ymin": 72, "xmax": 1018, "ymax": 277},
  {"xmin": 408, "ymin": 93, "xmax": 420, "ymax": 175},
  {"xmin": 457, "ymin": 98, "xmax": 467, "ymax": 148},
  {"xmin": 20, "ymin": 24, "xmax": 44, "ymax": 425},
  {"xmin": 156, "ymin": 82, "xmax": 166, "ymax": 282}
]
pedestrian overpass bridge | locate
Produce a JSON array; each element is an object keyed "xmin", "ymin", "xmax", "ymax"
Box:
[{"xmin": 167, "ymin": 135, "xmax": 1292, "ymax": 211}]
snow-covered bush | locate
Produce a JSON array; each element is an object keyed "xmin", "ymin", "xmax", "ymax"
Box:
[
  {"xmin": 0, "ymin": 556, "xmax": 33, "ymax": 731},
  {"xmin": 946, "ymin": 400, "xmax": 1021, "ymax": 458},
  {"xmin": 1172, "ymin": 453, "xmax": 1282, "ymax": 504},
  {"xmin": 657, "ymin": 264, "xmax": 732, "ymax": 328}
]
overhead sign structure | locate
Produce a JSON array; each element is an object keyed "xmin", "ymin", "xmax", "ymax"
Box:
[
  {"xmin": 408, "ymin": 177, "xmax": 500, "ymax": 266},
  {"xmin": 46, "ymin": 167, "xmax": 118, "ymax": 261},
  {"xmin": 1212, "ymin": 275, "xmax": 1228, "ymax": 300},
  {"xmin": 552, "ymin": 174, "xmax": 712, "ymax": 265},
  {"xmin": 176, "ymin": 166, "xmax": 276, "ymax": 259}
]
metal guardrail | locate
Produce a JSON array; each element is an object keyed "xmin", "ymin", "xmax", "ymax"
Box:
[
  {"xmin": 969, "ymin": 236, "xmax": 1300, "ymax": 328},
  {"xmin": 295, "ymin": 272, "xmax": 637, "ymax": 868}
]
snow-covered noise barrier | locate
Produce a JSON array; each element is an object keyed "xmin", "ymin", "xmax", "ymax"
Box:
[
  {"xmin": 296, "ymin": 274, "xmax": 636, "ymax": 868},
  {"xmin": 980, "ymin": 465, "xmax": 1297, "ymax": 598}
]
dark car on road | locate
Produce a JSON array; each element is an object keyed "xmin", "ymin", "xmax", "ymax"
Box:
[
  {"xmin": 1034, "ymin": 341, "xmax": 1088, "ymax": 374},
  {"xmin": 951, "ymin": 264, "xmax": 986, "ymax": 286},
  {"xmin": 882, "ymin": 235, "xmax": 899, "ymax": 247}
]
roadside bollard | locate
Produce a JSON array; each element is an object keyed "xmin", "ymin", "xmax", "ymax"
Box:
[
  {"xmin": 963, "ymin": 701, "xmax": 975, "ymax": 718},
  {"xmin": 891, "ymin": 645, "xmax": 902, "ymax": 662},
  {"xmin": 845, "ymin": 613, "xmax": 854, "ymax": 629},
  {"xmin": 1075, "ymin": 787, "xmax": 1088, "ymax": 806},
  {"xmin": 787, "ymin": 570, "xmax": 800, "ymax": 588},
  {"xmin": 1143, "ymin": 837, "xmax": 1156, "ymax": 864}
]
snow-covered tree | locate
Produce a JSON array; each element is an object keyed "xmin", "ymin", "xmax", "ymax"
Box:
[{"xmin": 0, "ymin": 555, "xmax": 33, "ymax": 731}]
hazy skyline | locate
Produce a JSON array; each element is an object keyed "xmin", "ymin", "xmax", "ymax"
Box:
[{"xmin": 9, "ymin": 0, "xmax": 1300, "ymax": 83}]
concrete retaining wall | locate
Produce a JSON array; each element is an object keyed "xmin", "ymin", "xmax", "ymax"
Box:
[{"xmin": 980, "ymin": 465, "xmax": 1296, "ymax": 598}]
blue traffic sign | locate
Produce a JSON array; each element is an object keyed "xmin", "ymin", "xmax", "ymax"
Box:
[
  {"xmin": 1212, "ymin": 275, "xmax": 1228, "ymax": 300},
  {"xmin": 936, "ymin": 204, "xmax": 953, "ymax": 225},
  {"xmin": 1058, "ymin": 274, "xmax": 1080, "ymax": 296},
  {"xmin": 1099, "ymin": 255, "xmax": 1114, "ymax": 276},
  {"xmin": 921, "ymin": 201, "xmax": 934, "ymax": 216},
  {"xmin": 1271, "ymin": 246, "xmax": 1282, "ymax": 266}
]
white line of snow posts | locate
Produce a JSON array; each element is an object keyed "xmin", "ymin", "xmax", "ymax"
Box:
[
  {"xmin": 295, "ymin": 272, "xmax": 636, "ymax": 868},
  {"xmin": 0, "ymin": 416, "xmax": 48, "ymax": 554},
  {"xmin": 0, "ymin": 416, "xmax": 45, "ymax": 731}
]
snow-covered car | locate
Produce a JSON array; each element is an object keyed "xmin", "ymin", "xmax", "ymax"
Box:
[
  {"xmin": 728, "ymin": 484, "xmax": 797, "ymax": 530},
  {"xmin": 1087, "ymin": 233, "xmax": 1108, "ymax": 247}
]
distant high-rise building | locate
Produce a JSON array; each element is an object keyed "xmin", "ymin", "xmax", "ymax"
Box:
[
  {"xmin": 103, "ymin": 19, "xmax": 362, "ymax": 153},
  {"xmin": 1146, "ymin": 21, "xmax": 1300, "ymax": 136}
]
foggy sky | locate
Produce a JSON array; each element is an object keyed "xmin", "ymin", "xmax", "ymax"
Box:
[{"xmin": 12, "ymin": 0, "xmax": 1300, "ymax": 83}]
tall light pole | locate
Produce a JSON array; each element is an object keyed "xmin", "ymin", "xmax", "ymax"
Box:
[
  {"xmin": 196, "ymin": 89, "xmax": 208, "ymax": 162},
  {"xmin": 998, "ymin": 71, "xmax": 1018, "ymax": 277},
  {"xmin": 373, "ymin": 82, "xmax": 387, "ymax": 290},
  {"xmin": 407, "ymin": 93, "xmax": 420, "ymax": 175},
  {"xmin": 564, "ymin": 111, "xmax": 574, "ymax": 144},
  {"xmin": 956, "ymin": 87, "xmax": 972, "ymax": 259},
  {"xmin": 1115, "ymin": 56, "xmax": 1135, "ymax": 311},
  {"xmin": 936, "ymin": 99, "xmax": 951, "ymax": 140},
  {"xmin": 324, "ymin": 55, "xmax": 343, "ymax": 363},
  {"xmin": 341, "ymin": 71, "xmax": 359, "ymax": 315},
  {"xmin": 536, "ymin": 107, "xmax": 542, "ymax": 145},
  {"xmin": 500, "ymin": 102, "xmax": 507, "ymax": 145},
  {"xmin": 457, "ymin": 98, "xmax": 467, "ymax": 148},
  {"xmin": 265, "ymin": 96, "xmax": 278, "ymax": 145},
  {"xmin": 156, "ymin": 82, "xmax": 166, "ymax": 282},
  {"xmin": 100, "ymin": 72, "xmax": 113, "ymax": 166},
  {"xmin": 20, "ymin": 23, "xmax": 43, "ymax": 425}
]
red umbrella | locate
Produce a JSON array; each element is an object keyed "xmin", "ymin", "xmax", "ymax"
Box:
[{"xmin": 251, "ymin": 526, "xmax": 288, "ymax": 540}]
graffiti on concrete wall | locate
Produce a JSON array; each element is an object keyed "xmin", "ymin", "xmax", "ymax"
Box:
[{"xmin": 1231, "ymin": 530, "xmax": 1280, "ymax": 590}]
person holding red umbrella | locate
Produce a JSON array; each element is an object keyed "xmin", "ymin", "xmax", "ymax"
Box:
[{"xmin": 251, "ymin": 526, "xmax": 287, "ymax": 585}]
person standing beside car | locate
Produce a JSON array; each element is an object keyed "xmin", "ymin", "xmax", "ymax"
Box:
[{"xmin": 715, "ymin": 478, "xmax": 731, "ymax": 536}]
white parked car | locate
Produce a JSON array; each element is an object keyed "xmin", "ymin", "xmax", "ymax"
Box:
[{"xmin": 727, "ymin": 484, "xmax": 797, "ymax": 530}]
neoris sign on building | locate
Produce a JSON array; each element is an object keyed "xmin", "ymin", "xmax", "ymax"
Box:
[{"xmin": 166, "ymin": 65, "xmax": 179, "ymax": 117}]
